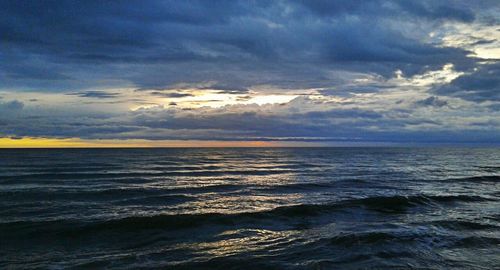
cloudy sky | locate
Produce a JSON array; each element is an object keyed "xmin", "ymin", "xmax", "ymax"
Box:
[{"xmin": 1, "ymin": 0, "xmax": 499, "ymax": 146}]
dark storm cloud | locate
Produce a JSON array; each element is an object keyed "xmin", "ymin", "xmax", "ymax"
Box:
[
  {"xmin": 149, "ymin": 91, "xmax": 194, "ymax": 98},
  {"xmin": 297, "ymin": 0, "xmax": 475, "ymax": 22},
  {"xmin": 303, "ymin": 109, "xmax": 383, "ymax": 119},
  {"xmin": 199, "ymin": 84, "xmax": 250, "ymax": 94},
  {"xmin": 433, "ymin": 62, "xmax": 500, "ymax": 102},
  {"xmin": 414, "ymin": 96, "xmax": 449, "ymax": 107},
  {"xmin": 0, "ymin": 100, "xmax": 24, "ymax": 111},
  {"xmin": 470, "ymin": 39, "xmax": 497, "ymax": 46},
  {"xmin": 0, "ymin": 0, "xmax": 487, "ymax": 92},
  {"xmin": 67, "ymin": 90, "xmax": 120, "ymax": 99}
]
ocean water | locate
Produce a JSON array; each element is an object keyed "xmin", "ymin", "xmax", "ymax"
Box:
[{"xmin": 0, "ymin": 147, "xmax": 499, "ymax": 269}]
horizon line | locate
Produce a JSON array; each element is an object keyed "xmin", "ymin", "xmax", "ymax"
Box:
[{"xmin": 0, "ymin": 137, "xmax": 498, "ymax": 148}]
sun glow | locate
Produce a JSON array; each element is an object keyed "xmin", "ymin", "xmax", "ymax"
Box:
[{"xmin": 146, "ymin": 90, "xmax": 298, "ymax": 109}]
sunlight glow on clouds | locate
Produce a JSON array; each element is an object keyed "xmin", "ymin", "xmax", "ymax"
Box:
[
  {"xmin": 439, "ymin": 22, "xmax": 500, "ymax": 59},
  {"xmin": 150, "ymin": 91, "xmax": 298, "ymax": 109}
]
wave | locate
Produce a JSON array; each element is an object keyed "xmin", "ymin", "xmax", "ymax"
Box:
[
  {"xmin": 0, "ymin": 188, "xmax": 195, "ymax": 204},
  {"xmin": 254, "ymin": 182, "xmax": 334, "ymax": 193},
  {"xmin": 449, "ymin": 236, "xmax": 500, "ymax": 248},
  {"xmin": 2, "ymin": 194, "xmax": 493, "ymax": 235},
  {"xmin": 0, "ymin": 169, "xmax": 294, "ymax": 183},
  {"xmin": 440, "ymin": 175, "xmax": 500, "ymax": 183},
  {"xmin": 351, "ymin": 193, "xmax": 492, "ymax": 208},
  {"xmin": 2, "ymin": 182, "xmax": 246, "ymax": 195},
  {"xmin": 426, "ymin": 220, "xmax": 500, "ymax": 230},
  {"xmin": 327, "ymin": 231, "xmax": 400, "ymax": 245},
  {"xmin": 115, "ymin": 194, "xmax": 193, "ymax": 206}
]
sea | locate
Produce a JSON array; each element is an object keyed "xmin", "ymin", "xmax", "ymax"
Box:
[{"xmin": 0, "ymin": 147, "xmax": 499, "ymax": 269}]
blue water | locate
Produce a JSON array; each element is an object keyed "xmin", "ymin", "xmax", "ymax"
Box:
[{"xmin": 1, "ymin": 148, "xmax": 499, "ymax": 269}]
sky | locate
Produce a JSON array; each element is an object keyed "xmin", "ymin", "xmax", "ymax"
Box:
[{"xmin": 0, "ymin": 0, "xmax": 499, "ymax": 147}]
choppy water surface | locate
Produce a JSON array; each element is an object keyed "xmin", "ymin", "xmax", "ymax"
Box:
[{"xmin": 1, "ymin": 148, "xmax": 499, "ymax": 269}]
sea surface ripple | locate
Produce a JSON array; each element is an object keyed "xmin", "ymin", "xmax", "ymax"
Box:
[{"xmin": 0, "ymin": 148, "xmax": 499, "ymax": 269}]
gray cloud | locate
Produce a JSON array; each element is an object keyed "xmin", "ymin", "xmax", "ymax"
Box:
[
  {"xmin": 0, "ymin": 0, "xmax": 487, "ymax": 92},
  {"xmin": 414, "ymin": 96, "xmax": 449, "ymax": 107},
  {"xmin": 298, "ymin": 0, "xmax": 475, "ymax": 22},
  {"xmin": 67, "ymin": 91, "xmax": 120, "ymax": 99},
  {"xmin": 434, "ymin": 62, "xmax": 500, "ymax": 102},
  {"xmin": 148, "ymin": 91, "xmax": 194, "ymax": 98},
  {"xmin": 1, "ymin": 95, "xmax": 497, "ymax": 143},
  {"xmin": 0, "ymin": 100, "xmax": 24, "ymax": 111}
]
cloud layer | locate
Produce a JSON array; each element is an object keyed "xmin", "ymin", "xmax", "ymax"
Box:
[{"xmin": 0, "ymin": 0, "xmax": 499, "ymax": 144}]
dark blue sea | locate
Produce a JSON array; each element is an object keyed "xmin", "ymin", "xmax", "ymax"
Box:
[{"xmin": 1, "ymin": 148, "xmax": 499, "ymax": 269}]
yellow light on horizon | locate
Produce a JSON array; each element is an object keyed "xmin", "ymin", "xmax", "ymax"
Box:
[{"xmin": 0, "ymin": 137, "xmax": 302, "ymax": 148}]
